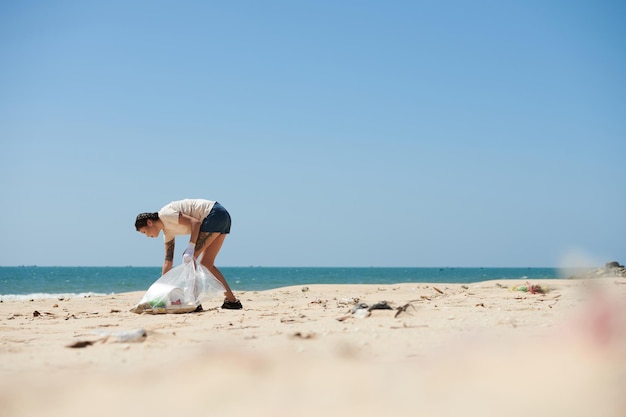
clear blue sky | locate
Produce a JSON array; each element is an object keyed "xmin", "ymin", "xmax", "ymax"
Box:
[{"xmin": 1, "ymin": 1, "xmax": 624, "ymax": 267}]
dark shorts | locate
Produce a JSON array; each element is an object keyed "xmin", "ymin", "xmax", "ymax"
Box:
[{"xmin": 200, "ymin": 202, "xmax": 231, "ymax": 234}]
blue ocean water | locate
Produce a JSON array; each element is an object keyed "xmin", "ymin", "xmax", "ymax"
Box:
[{"xmin": 0, "ymin": 266, "xmax": 563, "ymax": 301}]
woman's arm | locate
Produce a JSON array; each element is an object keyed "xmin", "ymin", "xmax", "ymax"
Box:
[
  {"xmin": 162, "ymin": 240, "xmax": 175, "ymax": 275},
  {"xmin": 177, "ymin": 213, "xmax": 202, "ymax": 253}
]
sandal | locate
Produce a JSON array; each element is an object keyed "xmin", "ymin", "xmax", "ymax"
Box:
[{"xmin": 221, "ymin": 299, "xmax": 243, "ymax": 310}]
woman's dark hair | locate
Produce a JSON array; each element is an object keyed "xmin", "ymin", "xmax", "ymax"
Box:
[{"xmin": 135, "ymin": 212, "xmax": 159, "ymax": 230}]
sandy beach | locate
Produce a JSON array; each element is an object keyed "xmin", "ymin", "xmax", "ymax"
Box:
[{"xmin": 1, "ymin": 278, "xmax": 625, "ymax": 417}]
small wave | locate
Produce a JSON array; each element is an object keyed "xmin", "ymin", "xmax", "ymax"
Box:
[{"xmin": 0, "ymin": 292, "xmax": 109, "ymax": 302}]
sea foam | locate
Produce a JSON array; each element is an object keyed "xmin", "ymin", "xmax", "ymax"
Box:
[{"xmin": 0, "ymin": 292, "xmax": 110, "ymax": 302}]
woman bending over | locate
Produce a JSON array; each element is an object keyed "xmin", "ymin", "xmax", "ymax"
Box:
[{"xmin": 135, "ymin": 199, "xmax": 242, "ymax": 310}]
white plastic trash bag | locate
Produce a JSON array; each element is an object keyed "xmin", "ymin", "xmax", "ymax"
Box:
[{"xmin": 131, "ymin": 261, "xmax": 225, "ymax": 314}]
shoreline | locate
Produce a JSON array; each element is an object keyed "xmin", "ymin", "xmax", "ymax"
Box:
[
  {"xmin": 0, "ymin": 266, "xmax": 571, "ymax": 300},
  {"xmin": 0, "ymin": 276, "xmax": 579, "ymax": 302},
  {"xmin": 1, "ymin": 278, "xmax": 625, "ymax": 416}
]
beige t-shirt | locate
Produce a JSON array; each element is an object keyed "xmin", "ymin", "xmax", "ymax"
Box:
[{"xmin": 158, "ymin": 199, "xmax": 216, "ymax": 242}]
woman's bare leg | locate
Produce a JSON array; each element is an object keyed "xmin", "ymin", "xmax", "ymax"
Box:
[{"xmin": 198, "ymin": 232, "xmax": 237, "ymax": 302}]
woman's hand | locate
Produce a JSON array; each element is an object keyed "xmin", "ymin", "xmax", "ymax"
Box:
[{"xmin": 182, "ymin": 243, "xmax": 195, "ymax": 263}]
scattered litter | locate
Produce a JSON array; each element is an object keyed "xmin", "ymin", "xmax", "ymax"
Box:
[
  {"xmin": 353, "ymin": 309, "xmax": 371, "ymax": 319},
  {"xmin": 476, "ymin": 303, "xmax": 485, "ymax": 308},
  {"xmin": 350, "ymin": 303, "xmax": 369, "ymax": 314},
  {"xmin": 367, "ymin": 301, "xmax": 393, "ymax": 311},
  {"xmin": 95, "ymin": 328, "xmax": 147, "ymax": 343},
  {"xmin": 394, "ymin": 303, "xmax": 416, "ymax": 318},
  {"xmin": 512, "ymin": 282, "xmax": 548, "ymax": 294},
  {"xmin": 337, "ymin": 297, "xmax": 360, "ymax": 306},
  {"xmin": 337, "ymin": 299, "xmax": 419, "ymax": 320},
  {"xmin": 349, "ymin": 301, "xmax": 393, "ymax": 314},
  {"xmin": 433, "ymin": 287, "xmax": 444, "ymax": 294},
  {"xmin": 291, "ymin": 331, "xmax": 315, "ymax": 339},
  {"xmin": 301, "ymin": 286, "xmax": 309, "ymax": 292},
  {"xmin": 342, "ymin": 300, "xmax": 395, "ymax": 319},
  {"xmin": 67, "ymin": 340, "xmax": 96, "ymax": 349},
  {"xmin": 66, "ymin": 328, "xmax": 147, "ymax": 348},
  {"xmin": 33, "ymin": 311, "xmax": 56, "ymax": 318}
]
